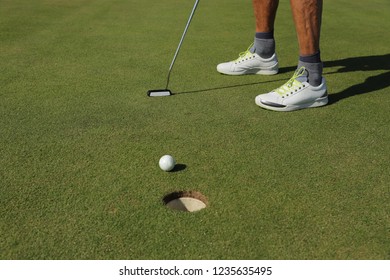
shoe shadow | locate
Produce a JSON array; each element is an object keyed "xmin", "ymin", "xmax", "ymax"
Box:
[{"xmin": 324, "ymin": 54, "xmax": 390, "ymax": 105}]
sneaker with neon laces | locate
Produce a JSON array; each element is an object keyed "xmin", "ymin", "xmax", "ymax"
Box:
[
  {"xmin": 217, "ymin": 44, "xmax": 279, "ymax": 76},
  {"xmin": 255, "ymin": 67, "xmax": 328, "ymax": 112}
]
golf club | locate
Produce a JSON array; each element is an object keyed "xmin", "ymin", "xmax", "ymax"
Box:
[{"xmin": 147, "ymin": 0, "xmax": 200, "ymax": 97}]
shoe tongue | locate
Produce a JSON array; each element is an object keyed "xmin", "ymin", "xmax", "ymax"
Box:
[
  {"xmin": 295, "ymin": 69, "xmax": 308, "ymax": 83},
  {"xmin": 296, "ymin": 75, "xmax": 307, "ymax": 83},
  {"xmin": 249, "ymin": 46, "xmax": 255, "ymax": 54}
]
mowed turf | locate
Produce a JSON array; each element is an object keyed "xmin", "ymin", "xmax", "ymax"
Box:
[{"xmin": 0, "ymin": 0, "xmax": 389, "ymax": 259}]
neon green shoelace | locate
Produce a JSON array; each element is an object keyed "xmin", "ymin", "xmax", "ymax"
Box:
[
  {"xmin": 275, "ymin": 67, "xmax": 306, "ymax": 95},
  {"xmin": 234, "ymin": 43, "xmax": 254, "ymax": 62}
]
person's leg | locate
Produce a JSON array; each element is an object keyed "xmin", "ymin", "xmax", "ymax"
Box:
[
  {"xmin": 216, "ymin": 0, "xmax": 279, "ymax": 75},
  {"xmin": 254, "ymin": 0, "xmax": 327, "ymax": 112},
  {"xmin": 252, "ymin": 0, "xmax": 279, "ymax": 58},
  {"xmin": 291, "ymin": 0, "xmax": 323, "ymax": 86},
  {"xmin": 253, "ymin": 0, "xmax": 279, "ymax": 33}
]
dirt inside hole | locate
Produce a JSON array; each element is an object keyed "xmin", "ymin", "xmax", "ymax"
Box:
[{"xmin": 163, "ymin": 191, "xmax": 208, "ymax": 212}]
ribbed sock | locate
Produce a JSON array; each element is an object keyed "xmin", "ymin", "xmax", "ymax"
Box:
[
  {"xmin": 250, "ymin": 31, "xmax": 275, "ymax": 59},
  {"xmin": 298, "ymin": 52, "xmax": 323, "ymax": 86}
]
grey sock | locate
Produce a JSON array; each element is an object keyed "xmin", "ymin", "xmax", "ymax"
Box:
[
  {"xmin": 297, "ymin": 60, "xmax": 323, "ymax": 87},
  {"xmin": 250, "ymin": 32, "xmax": 275, "ymax": 59},
  {"xmin": 298, "ymin": 52, "xmax": 323, "ymax": 86}
]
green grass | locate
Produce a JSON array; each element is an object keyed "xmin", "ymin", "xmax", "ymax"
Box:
[{"xmin": 0, "ymin": 0, "xmax": 389, "ymax": 259}]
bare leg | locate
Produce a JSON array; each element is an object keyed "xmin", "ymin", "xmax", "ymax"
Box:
[
  {"xmin": 252, "ymin": 0, "xmax": 279, "ymax": 32},
  {"xmin": 216, "ymin": 0, "xmax": 280, "ymax": 75},
  {"xmin": 252, "ymin": 0, "xmax": 279, "ymax": 58},
  {"xmin": 254, "ymin": 0, "xmax": 328, "ymax": 111},
  {"xmin": 290, "ymin": 0, "xmax": 322, "ymax": 56}
]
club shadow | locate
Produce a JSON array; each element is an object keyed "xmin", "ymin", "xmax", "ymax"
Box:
[{"xmin": 174, "ymin": 76, "xmax": 292, "ymax": 95}]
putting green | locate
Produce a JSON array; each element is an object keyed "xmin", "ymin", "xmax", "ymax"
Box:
[{"xmin": 0, "ymin": 0, "xmax": 389, "ymax": 259}]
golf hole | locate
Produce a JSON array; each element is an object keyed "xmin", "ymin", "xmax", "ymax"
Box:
[{"xmin": 163, "ymin": 191, "xmax": 207, "ymax": 212}]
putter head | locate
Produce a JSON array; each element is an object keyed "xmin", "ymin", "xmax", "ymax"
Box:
[{"xmin": 147, "ymin": 89, "xmax": 172, "ymax": 97}]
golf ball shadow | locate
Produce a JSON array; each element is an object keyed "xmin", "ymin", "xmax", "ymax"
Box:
[{"xmin": 170, "ymin": 163, "xmax": 187, "ymax": 172}]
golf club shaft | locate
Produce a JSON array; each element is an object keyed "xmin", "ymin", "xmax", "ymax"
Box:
[{"xmin": 166, "ymin": 0, "xmax": 200, "ymax": 89}]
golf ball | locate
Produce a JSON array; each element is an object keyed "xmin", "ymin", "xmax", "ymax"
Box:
[{"xmin": 159, "ymin": 155, "xmax": 176, "ymax": 172}]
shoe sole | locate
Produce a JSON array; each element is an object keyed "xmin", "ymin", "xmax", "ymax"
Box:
[
  {"xmin": 217, "ymin": 64, "xmax": 279, "ymax": 76},
  {"xmin": 256, "ymin": 94, "xmax": 329, "ymax": 112}
]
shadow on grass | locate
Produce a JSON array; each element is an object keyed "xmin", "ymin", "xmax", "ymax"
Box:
[
  {"xmin": 174, "ymin": 54, "xmax": 390, "ymax": 101},
  {"xmin": 324, "ymin": 54, "xmax": 390, "ymax": 105},
  {"xmin": 174, "ymin": 75, "xmax": 291, "ymax": 95},
  {"xmin": 170, "ymin": 164, "xmax": 187, "ymax": 172}
]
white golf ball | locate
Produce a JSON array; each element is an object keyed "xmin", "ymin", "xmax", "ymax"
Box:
[{"xmin": 159, "ymin": 155, "xmax": 176, "ymax": 171}]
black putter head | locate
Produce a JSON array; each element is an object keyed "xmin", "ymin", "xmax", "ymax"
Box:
[{"xmin": 147, "ymin": 89, "xmax": 172, "ymax": 97}]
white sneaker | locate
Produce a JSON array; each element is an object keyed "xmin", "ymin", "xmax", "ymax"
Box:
[
  {"xmin": 255, "ymin": 67, "xmax": 328, "ymax": 112},
  {"xmin": 217, "ymin": 44, "xmax": 278, "ymax": 75}
]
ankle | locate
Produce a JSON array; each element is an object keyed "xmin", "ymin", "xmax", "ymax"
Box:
[
  {"xmin": 253, "ymin": 32, "xmax": 275, "ymax": 59},
  {"xmin": 298, "ymin": 55, "xmax": 323, "ymax": 87}
]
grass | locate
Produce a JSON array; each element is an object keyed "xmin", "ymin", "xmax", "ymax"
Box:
[{"xmin": 0, "ymin": 0, "xmax": 389, "ymax": 259}]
